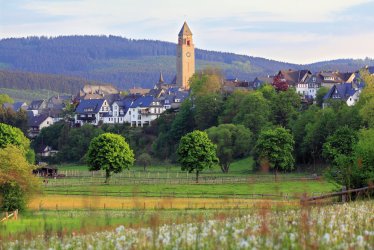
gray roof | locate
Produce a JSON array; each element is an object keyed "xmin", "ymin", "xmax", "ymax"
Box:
[
  {"xmin": 75, "ymin": 99, "xmax": 106, "ymax": 114},
  {"xmin": 28, "ymin": 100, "xmax": 45, "ymax": 110},
  {"xmin": 323, "ymin": 83, "xmax": 358, "ymax": 101},
  {"xmin": 130, "ymin": 96, "xmax": 155, "ymax": 108},
  {"xmin": 28, "ymin": 114, "xmax": 50, "ymax": 127}
]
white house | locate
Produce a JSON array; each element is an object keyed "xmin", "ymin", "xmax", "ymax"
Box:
[
  {"xmin": 323, "ymin": 83, "xmax": 363, "ymax": 108},
  {"xmin": 27, "ymin": 114, "xmax": 54, "ymax": 138},
  {"xmin": 128, "ymin": 96, "xmax": 165, "ymax": 127},
  {"xmin": 74, "ymin": 99, "xmax": 110, "ymax": 126},
  {"xmin": 103, "ymin": 99, "xmax": 133, "ymax": 124}
]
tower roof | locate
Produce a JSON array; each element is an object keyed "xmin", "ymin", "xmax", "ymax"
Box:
[
  {"xmin": 178, "ymin": 22, "xmax": 193, "ymax": 37},
  {"xmin": 158, "ymin": 72, "xmax": 164, "ymax": 84}
]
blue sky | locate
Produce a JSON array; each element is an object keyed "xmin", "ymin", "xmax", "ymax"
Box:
[{"xmin": 0, "ymin": 0, "xmax": 373, "ymax": 64}]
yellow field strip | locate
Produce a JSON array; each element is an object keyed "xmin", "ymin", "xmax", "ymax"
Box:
[{"xmin": 29, "ymin": 195, "xmax": 299, "ymax": 210}]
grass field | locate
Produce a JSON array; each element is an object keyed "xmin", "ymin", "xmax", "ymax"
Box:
[
  {"xmin": 56, "ymin": 156, "xmax": 255, "ymax": 173},
  {"xmin": 43, "ymin": 180, "xmax": 337, "ymax": 197},
  {"xmin": 2, "ymin": 201, "xmax": 373, "ymax": 249}
]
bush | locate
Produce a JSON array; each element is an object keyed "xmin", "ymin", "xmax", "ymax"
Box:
[{"xmin": 0, "ymin": 182, "xmax": 26, "ymax": 212}]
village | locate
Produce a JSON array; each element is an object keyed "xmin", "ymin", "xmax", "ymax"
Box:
[{"xmin": 3, "ymin": 66, "xmax": 372, "ymax": 140}]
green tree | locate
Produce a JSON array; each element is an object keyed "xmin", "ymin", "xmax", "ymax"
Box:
[
  {"xmin": 87, "ymin": 133, "xmax": 134, "ymax": 183},
  {"xmin": 315, "ymin": 87, "xmax": 329, "ymax": 107},
  {"xmin": 322, "ymin": 126, "xmax": 358, "ymax": 164},
  {"xmin": 0, "ymin": 94, "xmax": 13, "ymax": 105},
  {"xmin": 360, "ymin": 98, "xmax": 374, "ymax": 128},
  {"xmin": 177, "ymin": 130, "xmax": 218, "ymax": 183},
  {"xmin": 0, "ymin": 123, "xmax": 34, "ymax": 163},
  {"xmin": 137, "ymin": 152, "xmax": 152, "ymax": 172},
  {"xmin": 32, "ymin": 121, "xmax": 66, "ymax": 152},
  {"xmin": 271, "ymin": 89, "xmax": 301, "ymax": 128},
  {"xmin": 0, "ymin": 145, "xmax": 40, "ymax": 211},
  {"xmin": 58, "ymin": 124, "xmax": 103, "ymax": 162},
  {"xmin": 290, "ymin": 105, "xmax": 319, "ymax": 164},
  {"xmin": 326, "ymin": 128, "xmax": 374, "ymax": 190},
  {"xmin": 189, "ymin": 69, "xmax": 222, "ymax": 96},
  {"xmin": 169, "ymin": 99, "xmax": 195, "ymax": 141},
  {"xmin": 232, "ymin": 91, "xmax": 271, "ymax": 138},
  {"xmin": 0, "ymin": 108, "xmax": 28, "ymax": 133},
  {"xmin": 194, "ymin": 94, "xmax": 223, "ymax": 130},
  {"xmin": 258, "ymin": 84, "xmax": 276, "ymax": 101},
  {"xmin": 219, "ymin": 90, "xmax": 248, "ymax": 124},
  {"xmin": 61, "ymin": 101, "xmax": 77, "ymax": 121},
  {"xmin": 358, "ymin": 69, "xmax": 374, "ymax": 106},
  {"xmin": 254, "ymin": 127, "xmax": 295, "ymax": 179},
  {"xmin": 206, "ymin": 124, "xmax": 252, "ymax": 173}
]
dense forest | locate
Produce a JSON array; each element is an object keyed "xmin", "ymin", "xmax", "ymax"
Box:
[
  {"xmin": 1, "ymin": 36, "xmax": 373, "ymax": 90},
  {"xmin": 0, "ymin": 70, "xmax": 108, "ymax": 101}
]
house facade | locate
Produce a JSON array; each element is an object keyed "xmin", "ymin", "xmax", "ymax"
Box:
[
  {"xmin": 28, "ymin": 114, "xmax": 54, "ymax": 138},
  {"xmin": 74, "ymin": 99, "xmax": 110, "ymax": 126},
  {"xmin": 323, "ymin": 83, "xmax": 363, "ymax": 108}
]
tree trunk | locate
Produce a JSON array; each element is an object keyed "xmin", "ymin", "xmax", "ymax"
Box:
[
  {"xmin": 221, "ymin": 163, "xmax": 230, "ymax": 173},
  {"xmin": 196, "ymin": 171, "xmax": 199, "ymax": 183},
  {"xmin": 105, "ymin": 171, "xmax": 111, "ymax": 184},
  {"xmin": 274, "ymin": 168, "xmax": 278, "ymax": 182}
]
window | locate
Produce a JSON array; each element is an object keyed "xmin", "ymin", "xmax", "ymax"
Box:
[
  {"xmin": 187, "ymin": 40, "xmax": 190, "ymax": 46},
  {"xmin": 138, "ymin": 115, "xmax": 141, "ymax": 120},
  {"xmin": 129, "ymin": 111, "xmax": 131, "ymax": 115}
]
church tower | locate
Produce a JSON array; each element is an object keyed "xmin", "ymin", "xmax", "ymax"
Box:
[{"xmin": 176, "ymin": 22, "xmax": 195, "ymax": 89}]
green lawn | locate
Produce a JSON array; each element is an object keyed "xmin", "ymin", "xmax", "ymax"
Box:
[
  {"xmin": 44, "ymin": 181, "xmax": 336, "ymax": 198},
  {"xmin": 56, "ymin": 157, "xmax": 305, "ymax": 177}
]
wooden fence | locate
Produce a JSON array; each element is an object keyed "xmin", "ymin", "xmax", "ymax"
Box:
[
  {"xmin": 41, "ymin": 174, "xmax": 320, "ymax": 186},
  {"xmin": 42, "ymin": 189, "xmax": 326, "ymax": 201},
  {"xmin": 301, "ymin": 186, "xmax": 374, "ymax": 204},
  {"xmin": 0, "ymin": 210, "xmax": 18, "ymax": 222}
]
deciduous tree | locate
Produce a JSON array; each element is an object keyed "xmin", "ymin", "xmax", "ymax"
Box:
[
  {"xmin": 0, "ymin": 146, "xmax": 40, "ymax": 211},
  {"xmin": 87, "ymin": 133, "xmax": 134, "ymax": 183},
  {"xmin": 254, "ymin": 127, "xmax": 295, "ymax": 179},
  {"xmin": 177, "ymin": 130, "xmax": 218, "ymax": 182},
  {"xmin": 206, "ymin": 124, "xmax": 252, "ymax": 173},
  {"xmin": 0, "ymin": 123, "xmax": 34, "ymax": 163},
  {"xmin": 137, "ymin": 152, "xmax": 152, "ymax": 172}
]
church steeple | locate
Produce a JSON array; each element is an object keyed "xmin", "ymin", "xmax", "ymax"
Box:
[
  {"xmin": 176, "ymin": 22, "xmax": 195, "ymax": 90},
  {"xmin": 158, "ymin": 72, "xmax": 164, "ymax": 84},
  {"xmin": 178, "ymin": 21, "xmax": 193, "ymax": 37}
]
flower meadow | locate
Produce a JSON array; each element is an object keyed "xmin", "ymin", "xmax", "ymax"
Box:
[{"xmin": 2, "ymin": 201, "xmax": 374, "ymax": 250}]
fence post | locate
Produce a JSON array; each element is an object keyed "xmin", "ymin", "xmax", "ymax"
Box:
[{"xmin": 341, "ymin": 186, "xmax": 347, "ymax": 202}]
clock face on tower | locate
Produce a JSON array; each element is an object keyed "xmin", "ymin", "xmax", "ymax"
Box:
[{"xmin": 186, "ymin": 52, "xmax": 191, "ymax": 57}]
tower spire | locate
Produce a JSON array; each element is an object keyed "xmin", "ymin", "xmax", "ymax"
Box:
[
  {"xmin": 178, "ymin": 21, "xmax": 193, "ymax": 37},
  {"xmin": 158, "ymin": 71, "xmax": 164, "ymax": 84}
]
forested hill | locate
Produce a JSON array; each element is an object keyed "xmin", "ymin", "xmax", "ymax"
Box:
[
  {"xmin": 0, "ymin": 70, "xmax": 109, "ymax": 101},
  {"xmin": 0, "ymin": 36, "xmax": 373, "ymax": 89}
]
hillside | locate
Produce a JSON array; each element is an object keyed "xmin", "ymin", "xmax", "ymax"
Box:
[
  {"xmin": 0, "ymin": 70, "xmax": 109, "ymax": 101},
  {"xmin": 0, "ymin": 36, "xmax": 373, "ymax": 90}
]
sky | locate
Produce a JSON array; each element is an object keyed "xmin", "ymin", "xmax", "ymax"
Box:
[{"xmin": 0, "ymin": 0, "xmax": 374, "ymax": 64}]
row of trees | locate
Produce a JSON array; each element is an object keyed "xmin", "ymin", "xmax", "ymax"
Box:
[{"xmin": 28, "ymin": 69, "xmax": 374, "ymax": 188}]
